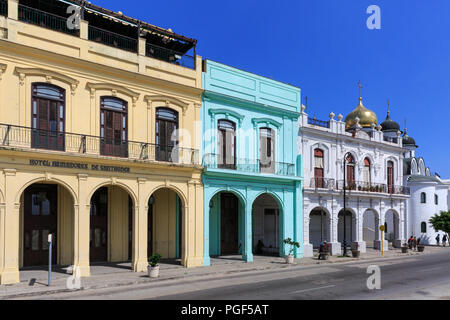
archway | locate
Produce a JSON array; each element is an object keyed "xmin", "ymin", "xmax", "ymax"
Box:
[
  {"xmin": 338, "ymin": 209, "xmax": 355, "ymax": 250},
  {"xmin": 20, "ymin": 182, "xmax": 75, "ymax": 268},
  {"xmin": 147, "ymin": 188, "xmax": 184, "ymax": 263},
  {"xmin": 309, "ymin": 207, "xmax": 330, "ymax": 249},
  {"xmin": 385, "ymin": 210, "xmax": 400, "ymax": 247},
  {"xmin": 208, "ymin": 191, "xmax": 244, "ymax": 258},
  {"xmin": 363, "ymin": 209, "xmax": 379, "ymax": 249},
  {"xmin": 89, "ymin": 185, "xmax": 134, "ymax": 264},
  {"xmin": 252, "ymin": 193, "xmax": 282, "ymax": 257}
]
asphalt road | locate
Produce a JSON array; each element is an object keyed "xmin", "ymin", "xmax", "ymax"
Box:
[{"xmin": 21, "ymin": 251, "xmax": 450, "ymax": 300}]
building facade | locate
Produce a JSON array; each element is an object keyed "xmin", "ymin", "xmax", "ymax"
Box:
[
  {"xmin": 201, "ymin": 60, "xmax": 303, "ymax": 265},
  {"xmin": 402, "ymin": 132, "xmax": 450, "ymax": 244},
  {"xmin": 0, "ymin": 0, "xmax": 204, "ymax": 284},
  {"xmin": 300, "ymin": 96, "xmax": 410, "ymax": 256}
]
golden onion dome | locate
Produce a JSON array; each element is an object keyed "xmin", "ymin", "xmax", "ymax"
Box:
[{"xmin": 345, "ymin": 97, "xmax": 378, "ymax": 130}]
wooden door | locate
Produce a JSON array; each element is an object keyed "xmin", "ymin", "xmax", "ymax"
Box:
[
  {"xmin": 31, "ymin": 84, "xmax": 65, "ymax": 151},
  {"xmin": 23, "ymin": 184, "xmax": 58, "ymax": 267},
  {"xmin": 387, "ymin": 162, "xmax": 394, "ymax": 193},
  {"xmin": 156, "ymin": 108, "xmax": 178, "ymax": 162},
  {"xmin": 100, "ymin": 97, "xmax": 128, "ymax": 158},
  {"xmin": 346, "ymin": 165, "xmax": 355, "ymax": 189},
  {"xmin": 220, "ymin": 193, "xmax": 239, "ymax": 255},
  {"xmin": 90, "ymin": 187, "xmax": 108, "ymax": 262}
]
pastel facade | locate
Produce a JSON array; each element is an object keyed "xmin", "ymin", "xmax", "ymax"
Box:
[
  {"xmin": 201, "ymin": 60, "xmax": 303, "ymax": 265},
  {"xmin": 300, "ymin": 99, "xmax": 410, "ymax": 256},
  {"xmin": 0, "ymin": 0, "xmax": 204, "ymax": 284}
]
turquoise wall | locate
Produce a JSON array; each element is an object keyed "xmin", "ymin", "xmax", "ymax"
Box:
[{"xmin": 201, "ymin": 60, "xmax": 304, "ymax": 266}]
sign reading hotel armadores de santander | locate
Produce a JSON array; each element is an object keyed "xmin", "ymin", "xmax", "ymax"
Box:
[{"xmin": 29, "ymin": 159, "xmax": 131, "ymax": 173}]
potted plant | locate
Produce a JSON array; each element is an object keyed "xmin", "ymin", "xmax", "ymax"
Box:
[
  {"xmin": 351, "ymin": 242, "xmax": 360, "ymax": 258},
  {"xmin": 148, "ymin": 253, "xmax": 162, "ymax": 278},
  {"xmin": 283, "ymin": 238, "xmax": 300, "ymax": 264},
  {"xmin": 417, "ymin": 244, "xmax": 425, "ymax": 252},
  {"xmin": 401, "ymin": 244, "xmax": 408, "ymax": 253}
]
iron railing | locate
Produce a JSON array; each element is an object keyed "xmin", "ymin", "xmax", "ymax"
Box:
[
  {"xmin": 146, "ymin": 43, "xmax": 195, "ymax": 69},
  {"xmin": 89, "ymin": 25, "xmax": 138, "ymax": 53},
  {"xmin": 335, "ymin": 180, "xmax": 410, "ymax": 195},
  {"xmin": 18, "ymin": 4, "xmax": 79, "ymax": 36},
  {"xmin": 0, "ymin": 0, "xmax": 7, "ymax": 17},
  {"xmin": 202, "ymin": 153, "xmax": 295, "ymax": 177},
  {"xmin": 0, "ymin": 123, "xmax": 199, "ymax": 165},
  {"xmin": 309, "ymin": 177, "xmax": 335, "ymax": 189},
  {"xmin": 308, "ymin": 117, "xmax": 330, "ymax": 128}
]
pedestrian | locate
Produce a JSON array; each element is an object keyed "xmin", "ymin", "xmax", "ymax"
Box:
[
  {"xmin": 436, "ymin": 234, "xmax": 440, "ymax": 246},
  {"xmin": 413, "ymin": 237, "xmax": 417, "ymax": 251},
  {"xmin": 443, "ymin": 234, "xmax": 448, "ymax": 247},
  {"xmin": 408, "ymin": 236, "xmax": 413, "ymax": 249},
  {"xmin": 318, "ymin": 241, "xmax": 328, "ymax": 260},
  {"xmin": 417, "ymin": 237, "xmax": 421, "ymax": 246}
]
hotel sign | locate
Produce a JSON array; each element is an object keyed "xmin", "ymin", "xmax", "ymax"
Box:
[{"xmin": 29, "ymin": 159, "xmax": 130, "ymax": 173}]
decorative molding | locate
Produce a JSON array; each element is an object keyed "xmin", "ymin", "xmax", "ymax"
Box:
[
  {"xmin": 87, "ymin": 82, "xmax": 140, "ymax": 106},
  {"xmin": 208, "ymin": 108, "xmax": 244, "ymax": 124},
  {"xmin": 251, "ymin": 118, "xmax": 282, "ymax": 129},
  {"xmin": 144, "ymin": 95, "xmax": 189, "ymax": 115},
  {"xmin": 15, "ymin": 67, "xmax": 79, "ymax": 93},
  {"xmin": 0, "ymin": 63, "xmax": 6, "ymax": 81}
]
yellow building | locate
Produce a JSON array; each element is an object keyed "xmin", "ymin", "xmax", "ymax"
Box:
[{"xmin": 0, "ymin": 0, "xmax": 204, "ymax": 284}]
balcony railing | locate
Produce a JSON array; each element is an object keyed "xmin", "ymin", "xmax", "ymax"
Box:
[
  {"xmin": 335, "ymin": 180, "xmax": 410, "ymax": 195},
  {"xmin": 308, "ymin": 177, "xmax": 335, "ymax": 189},
  {"xmin": 88, "ymin": 25, "xmax": 138, "ymax": 53},
  {"xmin": 0, "ymin": 123, "xmax": 199, "ymax": 165},
  {"xmin": 146, "ymin": 43, "xmax": 195, "ymax": 70},
  {"xmin": 202, "ymin": 153, "xmax": 296, "ymax": 177},
  {"xmin": 308, "ymin": 117, "xmax": 330, "ymax": 128},
  {"xmin": 18, "ymin": 4, "xmax": 79, "ymax": 36},
  {"xmin": 0, "ymin": 0, "xmax": 7, "ymax": 17}
]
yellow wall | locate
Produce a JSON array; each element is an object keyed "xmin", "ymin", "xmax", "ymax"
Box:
[
  {"xmin": 0, "ymin": 3, "xmax": 205, "ymax": 285},
  {"xmin": 153, "ymin": 188, "xmax": 177, "ymax": 259}
]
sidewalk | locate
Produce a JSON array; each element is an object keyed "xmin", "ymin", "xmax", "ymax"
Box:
[{"xmin": 1, "ymin": 245, "xmax": 448, "ymax": 299}]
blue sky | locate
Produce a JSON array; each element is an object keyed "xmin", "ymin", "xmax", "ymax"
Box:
[{"xmin": 92, "ymin": 0, "xmax": 450, "ymax": 177}]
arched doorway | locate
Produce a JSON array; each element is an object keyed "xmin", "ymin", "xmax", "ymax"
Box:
[
  {"xmin": 252, "ymin": 194, "xmax": 281, "ymax": 257},
  {"xmin": 309, "ymin": 208, "xmax": 330, "ymax": 249},
  {"xmin": 363, "ymin": 209, "xmax": 379, "ymax": 249},
  {"xmin": 209, "ymin": 192, "xmax": 242, "ymax": 257},
  {"xmin": 89, "ymin": 185, "xmax": 133, "ymax": 264},
  {"xmin": 20, "ymin": 182, "xmax": 75, "ymax": 268},
  {"xmin": 385, "ymin": 210, "xmax": 400, "ymax": 247},
  {"xmin": 148, "ymin": 188, "xmax": 183, "ymax": 261},
  {"xmin": 338, "ymin": 209, "xmax": 355, "ymax": 250}
]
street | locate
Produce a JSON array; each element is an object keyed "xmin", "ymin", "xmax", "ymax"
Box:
[{"xmin": 16, "ymin": 250, "xmax": 450, "ymax": 300}]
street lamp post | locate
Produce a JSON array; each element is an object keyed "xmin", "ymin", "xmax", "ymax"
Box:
[{"xmin": 343, "ymin": 152, "xmax": 352, "ymax": 257}]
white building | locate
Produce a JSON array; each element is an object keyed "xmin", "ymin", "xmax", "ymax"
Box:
[
  {"xmin": 299, "ymin": 95, "xmax": 410, "ymax": 257},
  {"xmin": 402, "ymin": 134, "xmax": 450, "ymax": 245}
]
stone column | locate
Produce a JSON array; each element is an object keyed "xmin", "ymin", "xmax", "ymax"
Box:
[
  {"xmin": 352, "ymin": 210, "xmax": 366, "ymax": 253},
  {"xmin": 7, "ymin": 0, "xmax": 18, "ymax": 20},
  {"xmin": 303, "ymin": 214, "xmax": 313, "ymax": 257},
  {"xmin": 243, "ymin": 203, "xmax": 253, "ymax": 262},
  {"xmin": 182, "ymin": 181, "xmax": 203, "ymax": 267},
  {"xmin": 329, "ymin": 214, "xmax": 341, "ymax": 256},
  {"xmin": 73, "ymin": 174, "xmax": 90, "ymax": 277},
  {"xmin": 203, "ymin": 189, "xmax": 211, "ymax": 266},
  {"xmin": 374, "ymin": 211, "xmax": 389, "ymax": 251},
  {"xmin": 0, "ymin": 169, "xmax": 20, "ymax": 284},
  {"xmin": 132, "ymin": 178, "xmax": 148, "ymax": 272}
]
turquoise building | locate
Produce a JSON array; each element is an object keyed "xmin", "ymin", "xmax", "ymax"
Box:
[{"xmin": 201, "ymin": 60, "xmax": 303, "ymax": 266}]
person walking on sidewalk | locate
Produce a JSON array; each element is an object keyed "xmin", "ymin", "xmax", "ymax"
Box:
[
  {"xmin": 436, "ymin": 234, "xmax": 441, "ymax": 246},
  {"xmin": 413, "ymin": 237, "xmax": 417, "ymax": 251},
  {"xmin": 443, "ymin": 234, "xmax": 448, "ymax": 247}
]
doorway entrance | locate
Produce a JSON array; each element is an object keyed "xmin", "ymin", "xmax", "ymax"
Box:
[
  {"xmin": 220, "ymin": 193, "xmax": 239, "ymax": 255},
  {"xmin": 23, "ymin": 184, "xmax": 58, "ymax": 267}
]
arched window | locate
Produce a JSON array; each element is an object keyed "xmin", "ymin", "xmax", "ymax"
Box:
[
  {"xmin": 420, "ymin": 192, "xmax": 426, "ymax": 204},
  {"xmin": 260, "ymin": 128, "xmax": 275, "ymax": 173},
  {"xmin": 31, "ymin": 83, "xmax": 66, "ymax": 151},
  {"xmin": 218, "ymin": 119, "xmax": 236, "ymax": 169},
  {"xmin": 100, "ymin": 97, "xmax": 128, "ymax": 157},
  {"xmin": 156, "ymin": 107, "xmax": 179, "ymax": 162},
  {"xmin": 363, "ymin": 157, "xmax": 371, "ymax": 185},
  {"xmin": 421, "ymin": 222, "xmax": 427, "ymax": 233},
  {"xmin": 345, "ymin": 154, "xmax": 355, "ymax": 189},
  {"xmin": 435, "ymin": 194, "xmax": 438, "ymax": 205},
  {"xmin": 387, "ymin": 161, "xmax": 394, "ymax": 194},
  {"xmin": 314, "ymin": 149, "xmax": 324, "ymax": 188}
]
